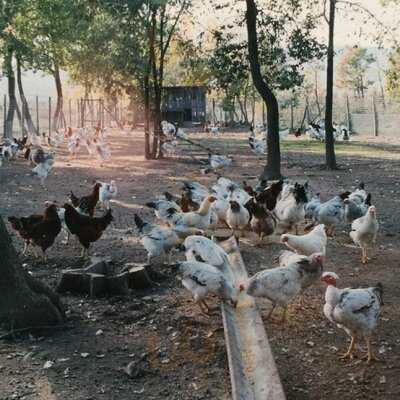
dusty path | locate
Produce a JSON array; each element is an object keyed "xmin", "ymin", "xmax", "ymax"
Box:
[{"xmin": 0, "ymin": 130, "xmax": 399, "ymax": 400}]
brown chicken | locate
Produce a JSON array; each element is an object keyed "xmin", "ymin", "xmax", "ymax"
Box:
[
  {"xmin": 8, "ymin": 204, "xmax": 61, "ymax": 260},
  {"xmin": 70, "ymin": 182, "xmax": 101, "ymax": 216},
  {"xmin": 250, "ymin": 203, "xmax": 277, "ymax": 245},
  {"xmin": 63, "ymin": 203, "xmax": 113, "ymax": 257}
]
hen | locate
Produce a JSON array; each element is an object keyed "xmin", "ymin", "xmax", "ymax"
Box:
[
  {"xmin": 349, "ymin": 206, "xmax": 379, "ymax": 264},
  {"xmin": 226, "ymin": 200, "xmax": 250, "ymax": 237},
  {"xmin": 274, "ymin": 183, "xmax": 308, "ymax": 234},
  {"xmin": 344, "ymin": 193, "xmax": 371, "ymax": 223},
  {"xmin": 281, "ymin": 224, "xmax": 327, "ymax": 256},
  {"xmin": 8, "ymin": 204, "xmax": 61, "ymax": 260},
  {"xmin": 255, "ymin": 180, "xmax": 284, "ymax": 211},
  {"xmin": 63, "ymin": 203, "xmax": 113, "ymax": 257},
  {"xmin": 321, "ymin": 272, "xmax": 383, "ymax": 363},
  {"xmin": 70, "ymin": 182, "xmax": 101, "ymax": 217},
  {"xmin": 176, "ymin": 260, "xmax": 238, "ymax": 315},
  {"xmin": 249, "ymin": 203, "xmax": 276, "ymax": 245},
  {"xmin": 99, "ymin": 180, "xmax": 118, "ymax": 209},
  {"xmin": 240, "ymin": 253, "xmax": 323, "ymax": 322}
]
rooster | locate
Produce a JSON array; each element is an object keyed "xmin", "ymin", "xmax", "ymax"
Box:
[
  {"xmin": 63, "ymin": 203, "xmax": 113, "ymax": 258},
  {"xmin": 8, "ymin": 204, "xmax": 61, "ymax": 260},
  {"xmin": 70, "ymin": 182, "xmax": 101, "ymax": 217}
]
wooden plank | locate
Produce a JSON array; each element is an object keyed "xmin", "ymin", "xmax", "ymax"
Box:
[{"xmin": 220, "ymin": 237, "xmax": 286, "ymax": 400}]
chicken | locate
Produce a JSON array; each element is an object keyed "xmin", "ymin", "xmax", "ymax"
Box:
[
  {"xmin": 281, "ymin": 224, "xmax": 327, "ymax": 256},
  {"xmin": 248, "ymin": 136, "xmax": 266, "ymax": 155},
  {"xmin": 321, "ymin": 272, "xmax": 383, "ymax": 363},
  {"xmin": 240, "ymin": 253, "xmax": 323, "ymax": 322},
  {"xmin": 176, "ymin": 260, "xmax": 238, "ymax": 315},
  {"xmin": 24, "ymin": 147, "xmax": 46, "ymax": 166},
  {"xmin": 202, "ymin": 154, "xmax": 232, "ymax": 174},
  {"xmin": 8, "ymin": 204, "xmax": 61, "ymax": 260},
  {"xmin": 182, "ymin": 235, "xmax": 229, "ymax": 269},
  {"xmin": 70, "ymin": 182, "xmax": 101, "ymax": 217},
  {"xmin": 166, "ymin": 196, "xmax": 217, "ymax": 230},
  {"xmin": 249, "ymin": 203, "xmax": 276, "ymax": 245},
  {"xmin": 305, "ymin": 193, "xmax": 321, "ymax": 222},
  {"xmin": 63, "ymin": 203, "xmax": 113, "ymax": 257},
  {"xmin": 32, "ymin": 155, "xmax": 54, "ymax": 186},
  {"xmin": 315, "ymin": 192, "xmax": 350, "ymax": 236},
  {"xmin": 146, "ymin": 198, "xmax": 182, "ymax": 223},
  {"xmin": 344, "ymin": 193, "xmax": 371, "ymax": 223},
  {"xmin": 277, "ymin": 250, "xmax": 305, "ymax": 267},
  {"xmin": 349, "ymin": 182, "xmax": 368, "ymax": 205},
  {"xmin": 182, "ymin": 181, "xmax": 209, "ymax": 206},
  {"xmin": 255, "ymin": 180, "xmax": 284, "ymax": 211},
  {"xmin": 242, "ymin": 180, "xmax": 256, "ymax": 197},
  {"xmin": 99, "ymin": 180, "xmax": 118, "ymax": 209},
  {"xmin": 274, "ymin": 183, "xmax": 308, "ymax": 234},
  {"xmin": 349, "ymin": 206, "xmax": 379, "ymax": 264},
  {"xmin": 226, "ymin": 200, "xmax": 250, "ymax": 237}
]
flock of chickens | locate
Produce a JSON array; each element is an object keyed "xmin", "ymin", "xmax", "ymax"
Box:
[
  {"xmin": 2, "ymin": 125, "xmax": 382, "ymax": 367},
  {"xmin": 134, "ymin": 177, "xmax": 381, "ymax": 364}
]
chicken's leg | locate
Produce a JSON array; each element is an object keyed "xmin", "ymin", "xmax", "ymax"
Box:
[
  {"xmin": 361, "ymin": 247, "xmax": 370, "ymax": 264},
  {"xmin": 363, "ymin": 337, "xmax": 380, "ymax": 364},
  {"xmin": 265, "ymin": 304, "xmax": 276, "ymax": 320},
  {"xmin": 339, "ymin": 336, "xmax": 356, "ymax": 360},
  {"xmin": 22, "ymin": 241, "xmax": 28, "ymax": 255}
]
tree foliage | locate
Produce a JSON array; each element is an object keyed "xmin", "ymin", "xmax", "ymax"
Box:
[{"xmin": 336, "ymin": 46, "xmax": 375, "ymax": 98}]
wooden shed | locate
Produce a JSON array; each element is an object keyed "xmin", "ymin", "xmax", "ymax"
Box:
[{"xmin": 162, "ymin": 86, "xmax": 206, "ymax": 125}]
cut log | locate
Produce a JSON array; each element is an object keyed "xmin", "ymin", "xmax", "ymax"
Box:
[
  {"xmin": 84, "ymin": 260, "xmax": 109, "ymax": 275},
  {"xmin": 89, "ymin": 273, "xmax": 107, "ymax": 297},
  {"xmin": 126, "ymin": 264, "xmax": 153, "ymax": 289},
  {"xmin": 57, "ymin": 270, "xmax": 90, "ymax": 294},
  {"xmin": 106, "ymin": 272, "xmax": 130, "ymax": 296}
]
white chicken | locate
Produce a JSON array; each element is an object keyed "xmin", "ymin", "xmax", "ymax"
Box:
[
  {"xmin": 146, "ymin": 198, "xmax": 182, "ymax": 223},
  {"xmin": 134, "ymin": 214, "xmax": 201, "ymax": 264},
  {"xmin": 226, "ymin": 200, "xmax": 250, "ymax": 237},
  {"xmin": 281, "ymin": 224, "xmax": 327, "ymax": 256},
  {"xmin": 240, "ymin": 253, "xmax": 323, "ymax": 322},
  {"xmin": 32, "ymin": 155, "xmax": 54, "ymax": 186},
  {"xmin": 305, "ymin": 193, "xmax": 321, "ymax": 222},
  {"xmin": 183, "ymin": 235, "xmax": 229, "ymax": 270},
  {"xmin": 166, "ymin": 196, "xmax": 217, "ymax": 230},
  {"xmin": 182, "ymin": 181, "xmax": 209, "ymax": 206},
  {"xmin": 99, "ymin": 180, "xmax": 118, "ymax": 209},
  {"xmin": 315, "ymin": 192, "xmax": 350, "ymax": 236},
  {"xmin": 321, "ymin": 272, "xmax": 383, "ymax": 363},
  {"xmin": 177, "ymin": 260, "xmax": 238, "ymax": 315},
  {"xmin": 202, "ymin": 154, "xmax": 232, "ymax": 174},
  {"xmin": 349, "ymin": 206, "xmax": 379, "ymax": 264},
  {"xmin": 277, "ymin": 250, "xmax": 305, "ymax": 267}
]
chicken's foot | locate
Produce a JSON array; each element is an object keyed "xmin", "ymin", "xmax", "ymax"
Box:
[{"xmin": 339, "ymin": 336, "xmax": 356, "ymax": 360}]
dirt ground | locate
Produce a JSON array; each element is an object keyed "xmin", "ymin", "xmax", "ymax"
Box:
[{"xmin": 0, "ymin": 130, "xmax": 399, "ymax": 400}]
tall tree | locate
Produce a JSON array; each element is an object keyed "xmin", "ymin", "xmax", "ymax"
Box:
[{"xmin": 245, "ymin": 0, "xmax": 281, "ymax": 179}]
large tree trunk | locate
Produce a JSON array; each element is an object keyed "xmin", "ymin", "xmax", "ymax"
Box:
[
  {"xmin": 324, "ymin": 0, "xmax": 337, "ymax": 169},
  {"xmin": 4, "ymin": 49, "xmax": 17, "ymax": 139},
  {"xmin": 16, "ymin": 56, "xmax": 37, "ymax": 135},
  {"xmin": 52, "ymin": 63, "xmax": 65, "ymax": 131},
  {"xmin": 0, "ymin": 216, "xmax": 65, "ymax": 331},
  {"xmin": 245, "ymin": 0, "xmax": 281, "ymax": 180},
  {"xmin": 144, "ymin": 74, "xmax": 151, "ymax": 159}
]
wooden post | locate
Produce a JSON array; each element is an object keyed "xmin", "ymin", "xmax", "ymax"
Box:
[
  {"xmin": 372, "ymin": 96, "xmax": 378, "ymax": 137},
  {"xmin": 36, "ymin": 96, "xmax": 39, "ymax": 134},
  {"xmin": 290, "ymin": 99, "xmax": 294, "ymax": 133},
  {"xmin": 48, "ymin": 97, "xmax": 52, "ymax": 135},
  {"xmin": 3, "ymin": 95, "xmax": 7, "ymax": 138},
  {"xmin": 69, "ymin": 99, "xmax": 72, "ymax": 127},
  {"xmin": 346, "ymin": 95, "xmax": 351, "ymax": 133}
]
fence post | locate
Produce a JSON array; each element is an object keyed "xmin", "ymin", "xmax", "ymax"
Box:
[
  {"xmin": 69, "ymin": 99, "xmax": 72, "ymax": 127},
  {"xmin": 346, "ymin": 95, "xmax": 352, "ymax": 133},
  {"xmin": 36, "ymin": 96, "xmax": 39, "ymax": 134},
  {"xmin": 48, "ymin": 97, "xmax": 52, "ymax": 135},
  {"xmin": 3, "ymin": 95, "xmax": 6, "ymax": 137},
  {"xmin": 372, "ymin": 96, "xmax": 378, "ymax": 137}
]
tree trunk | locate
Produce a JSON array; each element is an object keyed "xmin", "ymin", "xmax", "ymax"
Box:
[
  {"xmin": 237, "ymin": 95, "xmax": 248, "ymax": 124},
  {"xmin": 16, "ymin": 56, "xmax": 37, "ymax": 135},
  {"xmin": 4, "ymin": 49, "xmax": 17, "ymax": 139},
  {"xmin": 52, "ymin": 63, "xmax": 65, "ymax": 131},
  {"xmin": 245, "ymin": 0, "xmax": 281, "ymax": 180},
  {"xmin": 144, "ymin": 74, "xmax": 151, "ymax": 159},
  {"xmin": 324, "ymin": 0, "xmax": 337, "ymax": 170},
  {"xmin": 0, "ymin": 216, "xmax": 65, "ymax": 331},
  {"xmin": 314, "ymin": 69, "xmax": 321, "ymax": 116}
]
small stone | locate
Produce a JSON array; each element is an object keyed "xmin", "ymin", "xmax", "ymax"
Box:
[
  {"xmin": 161, "ymin": 358, "xmax": 170, "ymax": 364},
  {"xmin": 81, "ymin": 353, "xmax": 90, "ymax": 358},
  {"xmin": 43, "ymin": 360, "xmax": 54, "ymax": 369},
  {"xmin": 95, "ymin": 329, "xmax": 104, "ymax": 336},
  {"xmin": 380, "ymin": 376, "xmax": 386, "ymax": 384}
]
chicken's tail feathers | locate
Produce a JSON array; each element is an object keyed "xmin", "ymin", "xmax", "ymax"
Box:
[
  {"xmin": 365, "ymin": 193, "xmax": 372, "ymax": 206},
  {"xmin": 133, "ymin": 214, "xmax": 147, "ymax": 232},
  {"xmin": 373, "ymin": 282, "xmax": 384, "ymax": 306},
  {"xmin": 145, "ymin": 202, "xmax": 157, "ymax": 210},
  {"xmin": 358, "ymin": 182, "xmax": 365, "ymax": 190}
]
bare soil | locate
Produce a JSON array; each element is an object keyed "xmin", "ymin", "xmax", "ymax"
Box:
[{"xmin": 0, "ymin": 130, "xmax": 399, "ymax": 400}]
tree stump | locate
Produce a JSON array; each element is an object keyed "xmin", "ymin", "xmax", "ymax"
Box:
[
  {"xmin": 0, "ymin": 216, "xmax": 65, "ymax": 330},
  {"xmin": 106, "ymin": 272, "xmax": 130, "ymax": 295},
  {"xmin": 125, "ymin": 264, "xmax": 153, "ymax": 289}
]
